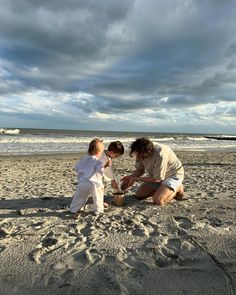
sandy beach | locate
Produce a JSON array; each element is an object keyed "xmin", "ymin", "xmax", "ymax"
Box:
[{"xmin": 0, "ymin": 151, "xmax": 235, "ymax": 295}]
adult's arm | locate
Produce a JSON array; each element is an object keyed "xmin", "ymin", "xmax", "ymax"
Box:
[
  {"xmin": 121, "ymin": 164, "xmax": 145, "ymax": 190},
  {"xmin": 130, "ymin": 176, "xmax": 161, "ymax": 183}
]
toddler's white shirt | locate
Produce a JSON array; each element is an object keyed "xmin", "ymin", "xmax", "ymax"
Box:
[
  {"xmin": 99, "ymin": 151, "xmax": 114, "ymax": 181},
  {"xmin": 75, "ymin": 155, "xmax": 104, "ymax": 187}
]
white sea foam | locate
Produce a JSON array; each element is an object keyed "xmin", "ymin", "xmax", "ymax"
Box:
[
  {"xmin": 153, "ymin": 137, "xmax": 176, "ymax": 141},
  {"xmin": 0, "ymin": 132, "xmax": 235, "ymax": 155},
  {"xmin": 0, "ymin": 135, "xmax": 136, "ymax": 144},
  {"xmin": 186, "ymin": 137, "xmax": 208, "ymax": 141}
]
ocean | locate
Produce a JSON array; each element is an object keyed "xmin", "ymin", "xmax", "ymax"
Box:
[{"xmin": 0, "ymin": 128, "xmax": 235, "ymax": 156}]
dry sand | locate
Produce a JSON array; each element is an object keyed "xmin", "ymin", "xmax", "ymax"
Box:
[{"xmin": 0, "ymin": 151, "xmax": 235, "ymax": 295}]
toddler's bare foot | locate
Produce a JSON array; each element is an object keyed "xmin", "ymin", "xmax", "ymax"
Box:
[
  {"xmin": 103, "ymin": 202, "xmax": 110, "ymax": 209},
  {"xmin": 71, "ymin": 212, "xmax": 81, "ymax": 219}
]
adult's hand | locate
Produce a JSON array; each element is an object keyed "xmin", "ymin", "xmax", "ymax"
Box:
[{"xmin": 121, "ymin": 175, "xmax": 135, "ymax": 190}]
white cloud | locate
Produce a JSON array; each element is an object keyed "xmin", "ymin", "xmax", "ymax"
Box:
[
  {"xmin": 160, "ymin": 97, "xmax": 169, "ymax": 103},
  {"xmin": 89, "ymin": 112, "xmax": 112, "ymax": 120}
]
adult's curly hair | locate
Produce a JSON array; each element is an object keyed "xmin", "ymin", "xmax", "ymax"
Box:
[{"xmin": 129, "ymin": 137, "xmax": 154, "ymax": 157}]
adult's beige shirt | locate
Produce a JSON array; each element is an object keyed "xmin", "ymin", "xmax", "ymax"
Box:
[{"xmin": 135, "ymin": 144, "xmax": 184, "ymax": 180}]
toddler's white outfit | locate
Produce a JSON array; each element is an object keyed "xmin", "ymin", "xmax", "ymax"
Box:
[
  {"xmin": 99, "ymin": 151, "xmax": 115, "ymax": 182},
  {"xmin": 70, "ymin": 155, "xmax": 105, "ymax": 214}
]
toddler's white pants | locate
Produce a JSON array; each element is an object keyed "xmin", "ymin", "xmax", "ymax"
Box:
[{"xmin": 70, "ymin": 180, "xmax": 104, "ymax": 214}]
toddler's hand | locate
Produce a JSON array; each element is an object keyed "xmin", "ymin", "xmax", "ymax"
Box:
[
  {"xmin": 111, "ymin": 180, "xmax": 119, "ymax": 190},
  {"xmin": 104, "ymin": 159, "xmax": 112, "ymax": 168}
]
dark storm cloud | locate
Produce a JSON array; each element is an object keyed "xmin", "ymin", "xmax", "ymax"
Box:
[
  {"xmin": 0, "ymin": 0, "xmax": 133, "ymax": 57},
  {"xmin": 69, "ymin": 94, "xmax": 161, "ymax": 114},
  {"xmin": 0, "ymin": 0, "xmax": 136, "ymax": 96},
  {"xmin": 0, "ymin": 0, "xmax": 236, "ymax": 132}
]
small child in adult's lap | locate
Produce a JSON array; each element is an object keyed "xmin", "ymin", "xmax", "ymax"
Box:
[{"xmin": 70, "ymin": 138, "xmax": 111, "ymax": 216}]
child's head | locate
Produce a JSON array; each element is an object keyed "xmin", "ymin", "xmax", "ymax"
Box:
[
  {"xmin": 107, "ymin": 141, "xmax": 124, "ymax": 159},
  {"xmin": 88, "ymin": 138, "xmax": 104, "ymax": 157}
]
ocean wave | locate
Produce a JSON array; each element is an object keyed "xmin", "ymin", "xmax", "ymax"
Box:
[
  {"xmin": 0, "ymin": 134, "xmax": 236, "ymax": 155},
  {"xmin": 153, "ymin": 137, "xmax": 176, "ymax": 141},
  {"xmin": 186, "ymin": 137, "xmax": 208, "ymax": 141},
  {"xmin": 0, "ymin": 136, "xmax": 136, "ymax": 144}
]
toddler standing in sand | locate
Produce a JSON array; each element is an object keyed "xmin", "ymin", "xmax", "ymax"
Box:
[{"xmin": 70, "ymin": 138, "xmax": 111, "ymax": 216}]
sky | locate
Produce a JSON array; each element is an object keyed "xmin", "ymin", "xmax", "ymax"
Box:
[{"xmin": 0, "ymin": 0, "xmax": 236, "ymax": 134}]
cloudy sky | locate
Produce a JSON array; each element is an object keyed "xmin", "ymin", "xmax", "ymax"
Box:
[{"xmin": 0, "ymin": 0, "xmax": 236, "ymax": 134}]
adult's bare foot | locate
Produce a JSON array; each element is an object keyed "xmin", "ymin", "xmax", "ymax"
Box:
[
  {"xmin": 174, "ymin": 184, "xmax": 184, "ymax": 201},
  {"xmin": 174, "ymin": 191, "xmax": 184, "ymax": 200}
]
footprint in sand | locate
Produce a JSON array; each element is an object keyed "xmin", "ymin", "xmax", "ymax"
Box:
[
  {"xmin": 33, "ymin": 270, "xmax": 73, "ymax": 289},
  {"xmin": 131, "ymin": 223, "xmax": 151, "ymax": 237},
  {"xmin": 57, "ymin": 269, "xmax": 75, "ymax": 289},
  {"xmin": 80, "ymin": 222, "xmax": 107, "ymax": 247},
  {"xmin": 41, "ymin": 236, "xmax": 58, "ymax": 247},
  {"xmin": 73, "ymin": 248, "xmax": 103, "ymax": 267},
  {"xmin": 161, "ymin": 238, "xmax": 182, "ymax": 260},
  {"xmin": 0, "ymin": 221, "xmax": 19, "ymax": 238},
  {"xmin": 30, "ymin": 231, "xmax": 70, "ymax": 264},
  {"xmin": 125, "ymin": 214, "xmax": 154, "ymax": 237},
  {"xmin": 173, "ymin": 216, "xmax": 194, "ymax": 235},
  {"xmin": 153, "ymin": 236, "xmax": 199, "ymax": 268},
  {"xmin": 151, "ymin": 248, "xmax": 173, "ymax": 268},
  {"xmin": 30, "ymin": 221, "xmax": 46, "ymax": 229},
  {"xmin": 207, "ymin": 216, "xmax": 223, "ymax": 227},
  {"xmin": 118, "ymin": 248, "xmax": 151, "ymax": 281},
  {"xmin": 30, "ymin": 237, "xmax": 59, "ymax": 264},
  {"xmin": 0, "ymin": 245, "xmax": 6, "ymax": 252},
  {"xmin": 0, "ymin": 229, "xmax": 8, "ymax": 239}
]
